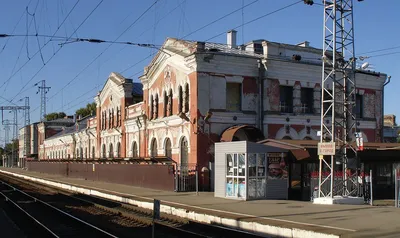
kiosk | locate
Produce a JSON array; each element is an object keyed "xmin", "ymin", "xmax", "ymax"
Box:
[{"xmin": 214, "ymin": 141, "xmax": 288, "ymax": 200}]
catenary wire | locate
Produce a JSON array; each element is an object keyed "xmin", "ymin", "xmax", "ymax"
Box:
[
  {"xmin": 46, "ymin": 0, "xmax": 160, "ymax": 102},
  {"xmin": 9, "ymin": 0, "xmax": 103, "ymax": 103},
  {"xmin": 0, "ymin": 0, "xmax": 33, "ymax": 57},
  {"xmin": 0, "ymin": 0, "xmax": 80, "ymax": 91}
]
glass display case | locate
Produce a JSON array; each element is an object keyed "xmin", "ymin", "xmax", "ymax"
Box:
[{"xmin": 225, "ymin": 153, "xmax": 268, "ymax": 199}]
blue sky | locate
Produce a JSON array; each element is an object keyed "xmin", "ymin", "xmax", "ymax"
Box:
[{"xmin": 0, "ymin": 0, "xmax": 399, "ymax": 143}]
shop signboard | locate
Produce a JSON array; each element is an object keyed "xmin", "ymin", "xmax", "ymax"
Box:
[
  {"xmin": 267, "ymin": 152, "xmax": 288, "ymax": 179},
  {"xmin": 318, "ymin": 142, "xmax": 336, "ymax": 155}
]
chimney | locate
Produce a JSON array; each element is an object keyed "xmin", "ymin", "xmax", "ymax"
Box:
[{"xmin": 227, "ymin": 30, "xmax": 237, "ymax": 49}]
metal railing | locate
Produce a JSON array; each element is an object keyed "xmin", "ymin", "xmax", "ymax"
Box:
[
  {"xmin": 174, "ymin": 164, "xmax": 198, "ymax": 192},
  {"xmin": 310, "ymin": 171, "xmax": 372, "ymax": 204}
]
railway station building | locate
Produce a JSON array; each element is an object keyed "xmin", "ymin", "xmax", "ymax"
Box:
[{"xmin": 19, "ymin": 31, "xmax": 397, "ymax": 196}]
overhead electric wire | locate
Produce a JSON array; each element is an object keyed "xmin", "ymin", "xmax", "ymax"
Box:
[
  {"xmin": 0, "ymin": 0, "xmax": 32, "ymax": 57},
  {"xmin": 29, "ymin": 0, "xmax": 166, "ymax": 118},
  {"xmin": 361, "ymin": 51, "xmax": 400, "ymax": 59},
  {"xmin": 180, "ymin": 0, "xmax": 259, "ymax": 40},
  {"xmin": 40, "ymin": 0, "xmax": 188, "ymax": 117},
  {"xmin": 104, "ymin": 0, "xmax": 187, "ymax": 74},
  {"xmin": 139, "ymin": 0, "xmax": 302, "ymax": 78},
  {"xmin": 47, "ymin": 0, "xmax": 160, "ymax": 102},
  {"xmin": 204, "ymin": 0, "xmax": 303, "ymax": 42},
  {"xmin": 123, "ymin": 0, "xmax": 260, "ymax": 77},
  {"xmin": 53, "ymin": 84, "xmax": 102, "ymax": 113},
  {"xmin": 0, "ymin": 0, "xmax": 82, "ymax": 95},
  {"xmin": 0, "ymin": 0, "xmax": 39, "ymax": 105},
  {"xmin": 358, "ymin": 45, "xmax": 400, "ymax": 56},
  {"xmin": 9, "ymin": 0, "xmax": 104, "ymax": 103}
]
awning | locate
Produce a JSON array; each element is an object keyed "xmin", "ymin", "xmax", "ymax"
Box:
[
  {"xmin": 258, "ymin": 139, "xmax": 310, "ymax": 161},
  {"xmin": 220, "ymin": 125, "xmax": 265, "ymax": 142}
]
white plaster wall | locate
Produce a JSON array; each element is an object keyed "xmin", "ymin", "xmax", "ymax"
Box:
[{"xmin": 210, "ymin": 76, "xmax": 226, "ymax": 110}]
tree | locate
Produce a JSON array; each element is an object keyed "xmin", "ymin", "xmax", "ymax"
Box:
[
  {"xmin": 76, "ymin": 103, "xmax": 96, "ymax": 118},
  {"xmin": 45, "ymin": 112, "xmax": 66, "ymax": 121},
  {"xmin": 4, "ymin": 139, "xmax": 18, "ymax": 155}
]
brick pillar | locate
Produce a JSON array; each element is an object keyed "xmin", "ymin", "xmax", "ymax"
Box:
[
  {"xmin": 293, "ymin": 82, "xmax": 301, "ymax": 114},
  {"xmin": 313, "ymin": 83, "xmax": 321, "ymax": 114}
]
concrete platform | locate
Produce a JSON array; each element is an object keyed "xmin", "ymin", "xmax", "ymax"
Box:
[
  {"xmin": 313, "ymin": 196, "xmax": 365, "ymax": 205},
  {"xmin": 1, "ymin": 168, "xmax": 400, "ymax": 238}
]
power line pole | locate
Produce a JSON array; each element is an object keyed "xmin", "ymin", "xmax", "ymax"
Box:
[
  {"xmin": 21, "ymin": 97, "xmax": 30, "ymax": 126},
  {"xmin": 1, "ymin": 106, "xmax": 30, "ymax": 167},
  {"xmin": 35, "ymin": 80, "xmax": 51, "ymax": 122},
  {"xmin": 19, "ymin": 97, "xmax": 30, "ymax": 162},
  {"xmin": 318, "ymin": 0, "xmax": 359, "ymax": 201},
  {"xmin": 3, "ymin": 121, "xmax": 10, "ymax": 167}
]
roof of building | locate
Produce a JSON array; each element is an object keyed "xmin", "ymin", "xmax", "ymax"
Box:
[
  {"xmin": 132, "ymin": 82, "xmax": 143, "ymax": 96},
  {"xmin": 46, "ymin": 116, "xmax": 90, "ymax": 140},
  {"xmin": 155, "ymin": 38, "xmax": 384, "ymax": 77},
  {"xmin": 46, "ymin": 117, "xmax": 74, "ymax": 124}
]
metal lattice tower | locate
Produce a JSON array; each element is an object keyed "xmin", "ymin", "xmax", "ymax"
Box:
[
  {"xmin": 20, "ymin": 97, "xmax": 30, "ymax": 126},
  {"xmin": 3, "ymin": 120, "xmax": 11, "ymax": 147},
  {"xmin": 19, "ymin": 97, "xmax": 30, "ymax": 159},
  {"xmin": 1, "ymin": 106, "xmax": 30, "ymax": 167},
  {"xmin": 36, "ymin": 80, "xmax": 51, "ymax": 122},
  {"xmin": 319, "ymin": 0, "xmax": 358, "ymax": 198}
]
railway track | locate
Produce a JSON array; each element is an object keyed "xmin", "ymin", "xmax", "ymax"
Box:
[
  {"xmin": 0, "ymin": 182, "xmax": 117, "ymax": 238},
  {"xmin": 0, "ymin": 173, "xmax": 265, "ymax": 238}
]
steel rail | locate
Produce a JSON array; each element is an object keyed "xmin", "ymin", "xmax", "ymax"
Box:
[
  {"xmin": 0, "ymin": 180, "xmax": 118, "ymax": 238},
  {"xmin": 0, "ymin": 190, "xmax": 59, "ymax": 237}
]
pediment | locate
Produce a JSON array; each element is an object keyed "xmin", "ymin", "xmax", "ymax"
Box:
[{"xmin": 98, "ymin": 72, "xmax": 133, "ymax": 107}]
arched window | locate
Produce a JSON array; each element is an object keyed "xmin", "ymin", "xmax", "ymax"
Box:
[
  {"xmin": 92, "ymin": 146, "xmax": 95, "ymax": 159},
  {"xmin": 303, "ymin": 136, "xmax": 313, "ymax": 140},
  {"xmin": 109, "ymin": 143, "xmax": 114, "ymax": 158},
  {"xmin": 282, "ymin": 136, "xmax": 292, "ymax": 140},
  {"xmin": 132, "ymin": 142, "xmax": 138, "ymax": 158},
  {"xmin": 153, "ymin": 94, "xmax": 159, "ymax": 119},
  {"xmin": 85, "ymin": 147, "xmax": 88, "ymax": 159},
  {"xmin": 149, "ymin": 95, "xmax": 153, "ymax": 120},
  {"xmin": 168, "ymin": 89, "xmax": 173, "ymax": 116},
  {"xmin": 117, "ymin": 142, "xmax": 121, "ymax": 158},
  {"xmin": 178, "ymin": 86, "xmax": 183, "ymax": 113},
  {"xmin": 184, "ymin": 83, "xmax": 189, "ymax": 113},
  {"xmin": 102, "ymin": 144, "xmax": 106, "ymax": 158},
  {"xmin": 165, "ymin": 138, "xmax": 172, "ymax": 158},
  {"xmin": 164, "ymin": 91, "xmax": 168, "ymax": 117},
  {"xmin": 180, "ymin": 137, "xmax": 188, "ymax": 165},
  {"xmin": 108, "ymin": 109, "xmax": 112, "ymax": 128},
  {"xmin": 80, "ymin": 148, "xmax": 83, "ymax": 159},
  {"xmin": 76, "ymin": 149, "xmax": 79, "ymax": 159},
  {"xmin": 150, "ymin": 138, "xmax": 157, "ymax": 157}
]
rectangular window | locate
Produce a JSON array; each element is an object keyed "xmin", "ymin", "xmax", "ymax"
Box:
[
  {"xmin": 301, "ymin": 88, "xmax": 314, "ymax": 113},
  {"xmin": 226, "ymin": 83, "xmax": 241, "ymax": 111},
  {"xmin": 355, "ymin": 94, "xmax": 363, "ymax": 118},
  {"xmin": 226, "ymin": 153, "xmax": 246, "ymax": 198},
  {"xmin": 254, "ymin": 43, "xmax": 263, "ymax": 54},
  {"xmin": 280, "ymin": 86, "xmax": 293, "ymax": 113}
]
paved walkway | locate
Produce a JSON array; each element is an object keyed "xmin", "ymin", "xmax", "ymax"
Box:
[{"xmin": 1, "ymin": 167, "xmax": 400, "ymax": 238}]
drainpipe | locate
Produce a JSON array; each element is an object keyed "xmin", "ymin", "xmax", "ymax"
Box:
[
  {"xmin": 136, "ymin": 116, "xmax": 143, "ymax": 158},
  {"xmin": 382, "ymin": 76, "xmax": 391, "ymax": 142},
  {"xmin": 257, "ymin": 59, "xmax": 265, "ymax": 134}
]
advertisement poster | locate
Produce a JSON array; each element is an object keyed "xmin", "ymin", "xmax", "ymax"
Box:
[{"xmin": 267, "ymin": 153, "xmax": 288, "ymax": 179}]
